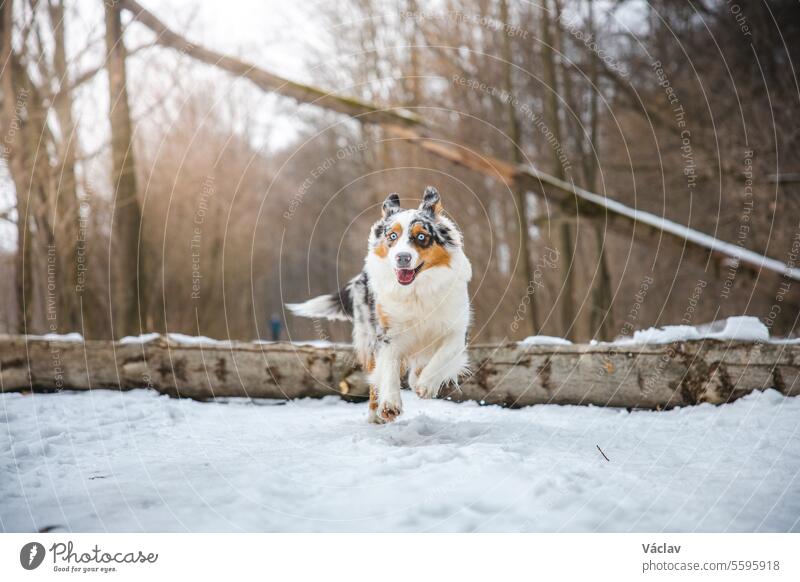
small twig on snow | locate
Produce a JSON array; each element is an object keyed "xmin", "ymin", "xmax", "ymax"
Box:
[{"xmin": 596, "ymin": 444, "xmax": 610, "ymax": 462}]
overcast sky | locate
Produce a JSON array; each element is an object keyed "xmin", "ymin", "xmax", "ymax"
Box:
[{"xmin": 137, "ymin": 0, "xmax": 326, "ymax": 79}]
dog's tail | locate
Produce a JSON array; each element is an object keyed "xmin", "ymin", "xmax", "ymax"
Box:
[{"xmin": 285, "ymin": 279, "xmax": 356, "ymax": 322}]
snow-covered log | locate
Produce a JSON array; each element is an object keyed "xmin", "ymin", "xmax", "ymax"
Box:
[{"xmin": 1, "ymin": 335, "xmax": 798, "ymax": 409}]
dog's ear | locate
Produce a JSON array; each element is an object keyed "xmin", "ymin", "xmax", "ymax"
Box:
[
  {"xmin": 382, "ymin": 193, "xmax": 401, "ymax": 218},
  {"xmin": 419, "ymin": 186, "xmax": 443, "ymax": 217}
]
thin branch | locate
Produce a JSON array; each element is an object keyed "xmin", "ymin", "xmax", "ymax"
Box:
[
  {"xmin": 596, "ymin": 445, "xmax": 610, "ymax": 462},
  {"xmin": 53, "ymin": 41, "xmax": 157, "ymax": 101}
]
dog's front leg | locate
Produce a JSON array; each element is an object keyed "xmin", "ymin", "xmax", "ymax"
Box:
[
  {"xmin": 370, "ymin": 343, "xmax": 403, "ymax": 422},
  {"xmin": 415, "ymin": 334, "xmax": 468, "ymax": 399}
]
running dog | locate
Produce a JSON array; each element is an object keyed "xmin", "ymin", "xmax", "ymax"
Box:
[{"xmin": 287, "ymin": 187, "xmax": 472, "ymax": 423}]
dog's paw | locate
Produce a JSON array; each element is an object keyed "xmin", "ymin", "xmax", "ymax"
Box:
[
  {"xmin": 378, "ymin": 394, "xmax": 403, "ymax": 422},
  {"xmin": 380, "ymin": 402, "xmax": 402, "ymax": 422},
  {"xmin": 368, "ymin": 408, "xmax": 388, "ymax": 424},
  {"xmin": 414, "ymin": 382, "xmax": 440, "ymax": 400}
]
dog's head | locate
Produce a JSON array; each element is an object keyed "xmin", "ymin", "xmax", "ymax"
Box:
[{"xmin": 368, "ymin": 186, "xmax": 467, "ymax": 287}]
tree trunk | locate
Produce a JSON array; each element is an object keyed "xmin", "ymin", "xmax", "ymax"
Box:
[
  {"xmin": 540, "ymin": 0, "xmax": 578, "ymax": 340},
  {"xmin": 105, "ymin": 0, "xmax": 147, "ymax": 337},
  {"xmin": 589, "ymin": 223, "xmax": 615, "ymax": 339},
  {"xmin": 577, "ymin": 0, "xmax": 613, "ymax": 340},
  {"xmin": 49, "ymin": 0, "xmax": 82, "ymax": 333},
  {"xmin": 500, "ymin": 0, "xmax": 538, "ymax": 336},
  {"xmin": 585, "ymin": 0, "xmax": 599, "ymax": 190},
  {"xmin": 1, "ymin": 0, "xmax": 34, "ymax": 333},
  {"xmin": 540, "ymin": 0, "xmax": 564, "ymax": 181}
]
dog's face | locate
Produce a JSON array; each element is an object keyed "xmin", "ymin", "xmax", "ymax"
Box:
[{"xmin": 368, "ymin": 187, "xmax": 464, "ymax": 287}]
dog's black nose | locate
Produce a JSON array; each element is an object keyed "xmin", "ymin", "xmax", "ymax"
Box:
[{"xmin": 395, "ymin": 252, "xmax": 412, "ymax": 268}]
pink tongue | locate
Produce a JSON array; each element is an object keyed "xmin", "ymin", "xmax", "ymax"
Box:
[{"xmin": 397, "ymin": 269, "xmax": 415, "ymax": 284}]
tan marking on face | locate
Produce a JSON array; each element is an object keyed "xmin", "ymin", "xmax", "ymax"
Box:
[
  {"xmin": 420, "ymin": 244, "xmax": 451, "ymax": 270},
  {"xmin": 411, "ymin": 223, "xmax": 451, "ymax": 271},
  {"xmin": 373, "ymin": 223, "xmax": 403, "ymax": 258},
  {"xmin": 410, "ymin": 223, "xmax": 427, "ymax": 239},
  {"xmin": 387, "ymin": 223, "xmax": 403, "ymax": 242}
]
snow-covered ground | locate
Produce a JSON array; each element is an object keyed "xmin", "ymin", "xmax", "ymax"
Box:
[{"xmin": 2, "ymin": 388, "xmax": 799, "ymax": 532}]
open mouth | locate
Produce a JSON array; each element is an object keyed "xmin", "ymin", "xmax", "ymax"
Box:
[{"xmin": 396, "ymin": 263, "xmax": 424, "ymax": 285}]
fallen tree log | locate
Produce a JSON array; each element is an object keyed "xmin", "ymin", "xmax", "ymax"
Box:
[{"xmin": 1, "ymin": 335, "xmax": 798, "ymax": 409}]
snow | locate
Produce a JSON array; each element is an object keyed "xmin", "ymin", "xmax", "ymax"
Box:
[
  {"xmin": 166, "ymin": 333, "xmax": 233, "ymax": 346},
  {"xmin": 771, "ymin": 338, "xmax": 800, "ymax": 345},
  {"xmin": 119, "ymin": 333, "xmax": 161, "ymax": 344},
  {"xmin": 615, "ymin": 316, "xmax": 770, "ymax": 345},
  {"xmin": 115, "ymin": 334, "xmax": 338, "ymax": 348},
  {"xmin": 519, "ymin": 335, "xmax": 573, "ymax": 346},
  {"xmin": 2, "ymin": 389, "xmax": 799, "ymax": 532},
  {"xmin": 292, "ymin": 339, "xmax": 336, "ymax": 348},
  {"xmin": 117, "ymin": 338, "xmax": 345, "ymax": 348},
  {"xmin": 59, "ymin": 333, "xmax": 233, "ymax": 346},
  {"xmin": 25, "ymin": 333, "xmax": 84, "ymax": 342},
  {"xmin": 520, "ymin": 316, "xmax": 775, "ymax": 347},
  {"xmin": 697, "ymin": 316, "xmax": 771, "ymax": 342}
]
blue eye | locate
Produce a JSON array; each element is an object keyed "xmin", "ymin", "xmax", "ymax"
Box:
[
  {"xmin": 417, "ymin": 233, "xmax": 426, "ymax": 242},
  {"xmin": 389, "ymin": 232, "xmax": 398, "ymax": 241}
]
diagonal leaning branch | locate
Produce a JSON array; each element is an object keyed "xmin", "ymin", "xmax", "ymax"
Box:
[{"xmin": 118, "ymin": 0, "xmax": 800, "ymax": 282}]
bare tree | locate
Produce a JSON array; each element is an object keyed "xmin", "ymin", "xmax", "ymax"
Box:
[
  {"xmin": 498, "ymin": 0, "xmax": 539, "ymax": 334},
  {"xmin": 104, "ymin": 0, "xmax": 147, "ymax": 336},
  {"xmin": 48, "ymin": 0, "xmax": 81, "ymax": 332}
]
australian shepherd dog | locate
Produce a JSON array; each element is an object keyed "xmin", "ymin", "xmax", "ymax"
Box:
[{"xmin": 287, "ymin": 187, "xmax": 472, "ymax": 423}]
